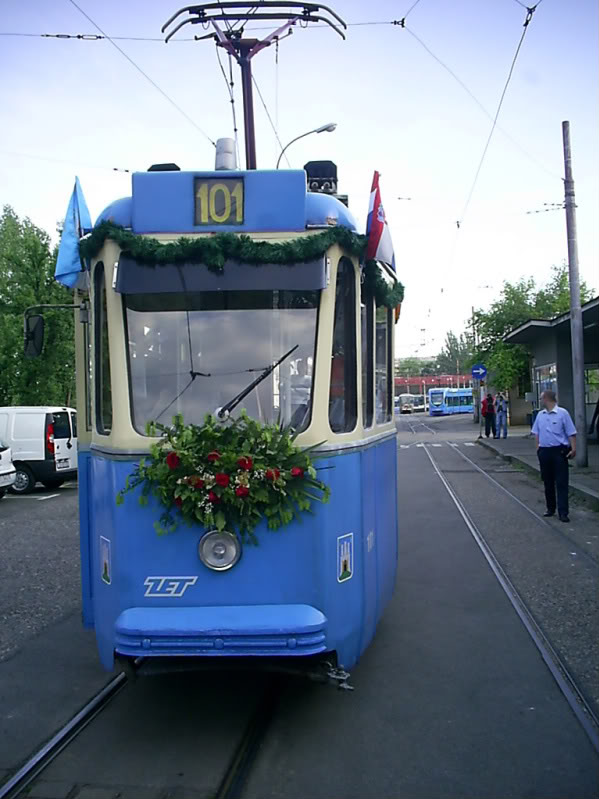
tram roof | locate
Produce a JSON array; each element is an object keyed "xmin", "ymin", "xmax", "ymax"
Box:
[{"xmin": 96, "ymin": 169, "xmax": 358, "ymax": 235}]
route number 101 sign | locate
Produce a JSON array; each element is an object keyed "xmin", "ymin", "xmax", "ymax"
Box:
[{"xmin": 194, "ymin": 177, "xmax": 244, "ymax": 226}]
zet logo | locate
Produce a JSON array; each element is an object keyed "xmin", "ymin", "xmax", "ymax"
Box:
[{"xmin": 144, "ymin": 576, "xmax": 198, "ymax": 598}]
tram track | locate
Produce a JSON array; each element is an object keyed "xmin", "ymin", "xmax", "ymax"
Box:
[
  {"xmin": 0, "ymin": 672, "xmax": 129, "ymax": 798},
  {"xmin": 423, "ymin": 442, "xmax": 599, "ymax": 754},
  {"xmin": 0, "ymin": 661, "xmax": 282, "ymax": 799}
]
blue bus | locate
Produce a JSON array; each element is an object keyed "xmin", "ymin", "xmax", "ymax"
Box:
[{"xmin": 428, "ymin": 387, "xmax": 473, "ymax": 416}]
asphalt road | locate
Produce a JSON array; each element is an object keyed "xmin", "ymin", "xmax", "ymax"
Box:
[{"xmin": 2, "ymin": 416, "xmax": 598, "ymax": 798}]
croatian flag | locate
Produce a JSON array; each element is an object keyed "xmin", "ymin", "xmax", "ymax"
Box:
[
  {"xmin": 55, "ymin": 177, "xmax": 92, "ymax": 289},
  {"xmin": 365, "ymin": 171, "xmax": 395, "ymax": 271}
]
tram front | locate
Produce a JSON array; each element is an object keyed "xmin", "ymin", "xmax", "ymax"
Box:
[{"xmin": 57, "ymin": 166, "xmax": 400, "ymax": 675}]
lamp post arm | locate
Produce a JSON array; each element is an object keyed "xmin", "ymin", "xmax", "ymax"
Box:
[{"xmin": 276, "ymin": 130, "xmax": 313, "ymax": 169}]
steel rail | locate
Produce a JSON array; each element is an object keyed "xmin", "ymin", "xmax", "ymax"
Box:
[
  {"xmin": 422, "ymin": 444, "xmax": 599, "ymax": 753},
  {"xmin": 215, "ymin": 679, "xmax": 282, "ymax": 799},
  {"xmin": 0, "ymin": 673, "xmax": 129, "ymax": 798}
]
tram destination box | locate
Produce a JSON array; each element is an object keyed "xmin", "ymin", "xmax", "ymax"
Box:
[{"xmin": 131, "ymin": 170, "xmax": 307, "ymax": 234}]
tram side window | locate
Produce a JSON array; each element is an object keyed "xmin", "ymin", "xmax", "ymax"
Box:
[
  {"xmin": 94, "ymin": 263, "xmax": 112, "ymax": 434},
  {"xmin": 329, "ymin": 258, "xmax": 357, "ymax": 433},
  {"xmin": 375, "ymin": 306, "xmax": 393, "ymax": 424},
  {"xmin": 361, "ymin": 295, "xmax": 374, "ymax": 428}
]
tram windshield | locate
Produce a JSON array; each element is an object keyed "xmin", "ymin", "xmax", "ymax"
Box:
[
  {"xmin": 430, "ymin": 391, "xmax": 444, "ymax": 406},
  {"xmin": 124, "ymin": 289, "xmax": 319, "ymax": 433}
]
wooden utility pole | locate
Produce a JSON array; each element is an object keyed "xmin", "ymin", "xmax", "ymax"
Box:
[{"xmin": 562, "ymin": 121, "xmax": 588, "ymax": 467}]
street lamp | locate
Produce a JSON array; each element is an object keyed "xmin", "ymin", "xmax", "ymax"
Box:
[{"xmin": 276, "ymin": 123, "xmax": 337, "ymax": 169}]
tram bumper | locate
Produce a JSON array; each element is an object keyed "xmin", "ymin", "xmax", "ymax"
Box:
[{"xmin": 114, "ymin": 604, "xmax": 328, "ymax": 658}]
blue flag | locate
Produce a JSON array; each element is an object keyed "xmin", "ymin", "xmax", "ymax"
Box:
[{"xmin": 55, "ymin": 177, "xmax": 92, "ymax": 289}]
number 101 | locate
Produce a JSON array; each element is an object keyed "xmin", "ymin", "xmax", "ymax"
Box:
[{"xmin": 194, "ymin": 179, "xmax": 244, "ymax": 226}]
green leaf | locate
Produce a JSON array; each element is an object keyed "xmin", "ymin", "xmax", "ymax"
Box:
[{"xmin": 215, "ymin": 510, "xmax": 226, "ymax": 531}]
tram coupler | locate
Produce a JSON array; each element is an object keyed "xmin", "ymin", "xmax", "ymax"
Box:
[{"xmin": 324, "ymin": 661, "xmax": 355, "ymax": 691}]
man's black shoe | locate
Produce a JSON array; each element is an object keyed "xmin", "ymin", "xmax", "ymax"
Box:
[
  {"xmin": 559, "ymin": 514, "xmax": 570, "ymax": 523},
  {"xmin": 543, "ymin": 511, "xmax": 555, "ymax": 517}
]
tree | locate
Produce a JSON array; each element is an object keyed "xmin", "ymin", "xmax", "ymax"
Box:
[
  {"xmin": 471, "ymin": 264, "xmax": 593, "ymax": 389},
  {"xmin": 395, "ymin": 356, "xmax": 437, "ymax": 377},
  {"xmin": 435, "ymin": 331, "xmax": 474, "ymax": 375},
  {"xmin": 0, "ymin": 206, "xmax": 75, "ymax": 406}
]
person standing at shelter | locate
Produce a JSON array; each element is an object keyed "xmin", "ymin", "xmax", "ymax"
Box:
[
  {"xmin": 496, "ymin": 392, "xmax": 509, "ymax": 438},
  {"xmin": 482, "ymin": 393, "xmax": 496, "ymax": 438},
  {"xmin": 532, "ymin": 390, "xmax": 577, "ymax": 523}
]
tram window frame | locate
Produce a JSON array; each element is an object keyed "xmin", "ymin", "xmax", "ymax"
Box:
[
  {"xmin": 94, "ymin": 263, "xmax": 113, "ymax": 435},
  {"xmin": 375, "ymin": 305, "xmax": 393, "ymax": 425},
  {"xmin": 328, "ymin": 257, "xmax": 358, "ymax": 434},
  {"xmin": 361, "ymin": 294, "xmax": 374, "ymax": 429},
  {"xmin": 121, "ymin": 289, "xmax": 321, "ymax": 434},
  {"xmin": 83, "ymin": 309, "xmax": 92, "ymax": 432}
]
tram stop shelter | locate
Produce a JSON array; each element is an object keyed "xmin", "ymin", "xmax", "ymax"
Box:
[{"xmin": 504, "ymin": 296, "xmax": 599, "ymax": 424}]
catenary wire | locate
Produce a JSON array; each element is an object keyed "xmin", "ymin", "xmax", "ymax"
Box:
[
  {"xmin": 215, "ymin": 46, "xmax": 241, "ymax": 165},
  {"xmin": 457, "ymin": 5, "xmax": 541, "ymax": 227},
  {"xmin": 66, "ymin": 0, "xmax": 216, "ymax": 147},
  {"xmin": 403, "ymin": 26, "xmax": 560, "ymax": 181},
  {"xmin": 251, "ymin": 75, "xmax": 291, "ymax": 168}
]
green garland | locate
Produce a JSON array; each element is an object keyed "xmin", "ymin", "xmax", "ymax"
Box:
[{"xmin": 80, "ymin": 221, "xmax": 404, "ymax": 308}]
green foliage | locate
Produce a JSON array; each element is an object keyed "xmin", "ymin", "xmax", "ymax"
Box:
[
  {"xmin": 81, "ymin": 221, "xmax": 367, "ymax": 270},
  {"xmin": 362, "ymin": 260, "xmax": 404, "ymax": 307},
  {"xmin": 435, "ymin": 331, "xmax": 474, "ymax": 375},
  {"xmin": 80, "ymin": 221, "xmax": 404, "ymax": 309},
  {"xmin": 395, "ymin": 356, "xmax": 437, "ymax": 377},
  {"xmin": 0, "ymin": 206, "xmax": 75, "ymax": 406},
  {"xmin": 472, "ymin": 264, "xmax": 594, "ymax": 389},
  {"xmin": 116, "ymin": 411, "xmax": 330, "ymax": 542}
]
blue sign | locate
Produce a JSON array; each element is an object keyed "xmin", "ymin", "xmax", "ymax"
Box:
[{"xmin": 471, "ymin": 363, "xmax": 487, "ymax": 379}]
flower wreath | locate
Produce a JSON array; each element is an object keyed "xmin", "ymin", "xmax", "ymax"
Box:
[{"xmin": 116, "ymin": 412, "xmax": 330, "ymax": 543}]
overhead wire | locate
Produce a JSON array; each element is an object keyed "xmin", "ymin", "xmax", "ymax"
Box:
[
  {"xmin": 251, "ymin": 74, "xmax": 291, "ymax": 168},
  {"xmin": 457, "ymin": 4, "xmax": 541, "ymax": 227},
  {"xmin": 66, "ymin": 0, "xmax": 216, "ymax": 147},
  {"xmin": 215, "ymin": 46, "xmax": 241, "ymax": 166},
  {"xmin": 403, "ymin": 26, "xmax": 560, "ymax": 181}
]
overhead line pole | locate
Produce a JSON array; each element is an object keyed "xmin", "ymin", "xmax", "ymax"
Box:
[{"xmin": 561, "ymin": 121, "xmax": 587, "ymax": 468}]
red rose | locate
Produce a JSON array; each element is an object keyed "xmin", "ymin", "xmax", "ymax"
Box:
[
  {"xmin": 215, "ymin": 473, "xmax": 230, "ymax": 487},
  {"xmin": 208, "ymin": 491, "xmax": 220, "ymax": 503},
  {"xmin": 207, "ymin": 451, "xmax": 221, "ymax": 462},
  {"xmin": 266, "ymin": 468, "xmax": 280, "ymax": 482},
  {"xmin": 237, "ymin": 456, "xmax": 253, "ymax": 471},
  {"xmin": 166, "ymin": 451, "xmax": 180, "ymax": 470},
  {"xmin": 235, "ymin": 485, "xmax": 249, "ymax": 497},
  {"xmin": 174, "ymin": 496, "xmax": 183, "ymax": 508},
  {"xmin": 291, "ymin": 467, "xmax": 304, "ymax": 478},
  {"xmin": 189, "ymin": 475, "xmax": 204, "ymax": 489}
]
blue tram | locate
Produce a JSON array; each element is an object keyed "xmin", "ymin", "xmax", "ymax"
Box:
[
  {"xmin": 428, "ymin": 387, "xmax": 473, "ymax": 416},
  {"xmin": 44, "ymin": 165, "xmax": 400, "ymax": 676}
]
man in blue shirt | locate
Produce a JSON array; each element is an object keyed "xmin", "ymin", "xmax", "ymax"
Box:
[{"xmin": 531, "ymin": 390, "xmax": 577, "ymax": 522}]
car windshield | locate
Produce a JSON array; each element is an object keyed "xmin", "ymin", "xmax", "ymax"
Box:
[
  {"xmin": 124, "ymin": 289, "xmax": 319, "ymax": 433},
  {"xmin": 431, "ymin": 392, "xmax": 444, "ymax": 406}
]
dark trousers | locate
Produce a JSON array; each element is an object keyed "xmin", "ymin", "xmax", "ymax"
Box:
[
  {"xmin": 484, "ymin": 413, "xmax": 496, "ymax": 437},
  {"xmin": 537, "ymin": 446, "xmax": 569, "ymax": 516}
]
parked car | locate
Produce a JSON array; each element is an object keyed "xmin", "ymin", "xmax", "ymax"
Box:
[
  {"xmin": 0, "ymin": 437, "xmax": 17, "ymax": 500},
  {"xmin": 0, "ymin": 406, "xmax": 77, "ymax": 494}
]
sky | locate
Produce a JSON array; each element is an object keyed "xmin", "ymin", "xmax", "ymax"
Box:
[{"xmin": 1, "ymin": 0, "xmax": 597, "ymax": 358}]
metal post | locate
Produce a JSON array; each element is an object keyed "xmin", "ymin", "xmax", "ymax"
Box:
[
  {"xmin": 562, "ymin": 121, "xmax": 587, "ymax": 467},
  {"xmin": 239, "ymin": 42, "xmax": 257, "ymax": 170}
]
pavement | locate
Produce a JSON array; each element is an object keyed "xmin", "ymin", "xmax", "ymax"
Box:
[{"xmin": 477, "ymin": 425, "xmax": 599, "ymax": 508}]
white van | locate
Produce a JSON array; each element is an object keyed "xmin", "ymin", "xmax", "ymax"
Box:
[
  {"xmin": 0, "ymin": 437, "xmax": 17, "ymax": 500},
  {"xmin": 0, "ymin": 407, "xmax": 78, "ymax": 494}
]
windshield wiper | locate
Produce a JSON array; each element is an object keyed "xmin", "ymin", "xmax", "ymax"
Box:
[{"xmin": 216, "ymin": 344, "xmax": 298, "ymax": 420}]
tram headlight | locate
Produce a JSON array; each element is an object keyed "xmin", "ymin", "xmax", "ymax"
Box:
[{"xmin": 198, "ymin": 530, "xmax": 241, "ymax": 571}]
